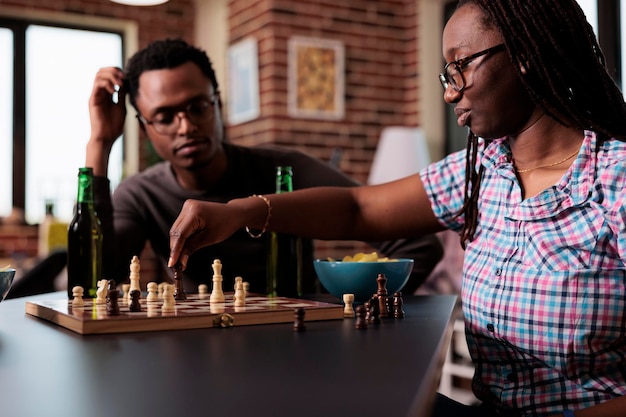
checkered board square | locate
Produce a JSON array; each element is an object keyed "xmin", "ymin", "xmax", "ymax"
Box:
[{"xmin": 25, "ymin": 293, "xmax": 344, "ymax": 335}]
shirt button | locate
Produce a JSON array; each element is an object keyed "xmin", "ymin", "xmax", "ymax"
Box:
[
  {"xmin": 495, "ymin": 268, "xmax": 502, "ymax": 276},
  {"xmin": 487, "ymin": 323, "xmax": 495, "ymax": 332}
]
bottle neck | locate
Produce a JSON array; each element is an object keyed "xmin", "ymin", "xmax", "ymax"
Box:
[
  {"xmin": 275, "ymin": 166, "xmax": 293, "ymax": 193},
  {"xmin": 76, "ymin": 172, "xmax": 95, "ymax": 204}
]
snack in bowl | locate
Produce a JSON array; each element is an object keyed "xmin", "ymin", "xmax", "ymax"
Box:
[
  {"xmin": 328, "ymin": 251, "xmax": 394, "ymax": 263},
  {"xmin": 314, "ymin": 255, "xmax": 413, "ymax": 302}
]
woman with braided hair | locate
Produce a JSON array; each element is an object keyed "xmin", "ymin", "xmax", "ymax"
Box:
[{"xmin": 168, "ymin": 1, "xmax": 626, "ymax": 416}]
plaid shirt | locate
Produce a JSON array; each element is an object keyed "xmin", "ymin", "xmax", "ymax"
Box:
[{"xmin": 422, "ymin": 131, "xmax": 626, "ymax": 417}]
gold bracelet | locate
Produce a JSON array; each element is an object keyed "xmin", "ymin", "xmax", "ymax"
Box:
[{"xmin": 245, "ymin": 194, "xmax": 272, "ymax": 238}]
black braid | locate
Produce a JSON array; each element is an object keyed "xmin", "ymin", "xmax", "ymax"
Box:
[{"xmin": 454, "ymin": 0, "xmax": 626, "ymax": 248}]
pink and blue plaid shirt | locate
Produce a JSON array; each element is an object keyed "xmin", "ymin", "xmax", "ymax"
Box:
[{"xmin": 422, "ymin": 131, "xmax": 626, "ymax": 417}]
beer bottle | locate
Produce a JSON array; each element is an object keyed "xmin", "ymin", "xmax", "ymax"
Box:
[
  {"xmin": 267, "ymin": 166, "xmax": 303, "ymax": 297},
  {"xmin": 67, "ymin": 167, "xmax": 103, "ymax": 298}
]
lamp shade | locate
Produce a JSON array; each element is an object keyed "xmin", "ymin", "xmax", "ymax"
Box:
[
  {"xmin": 110, "ymin": 0, "xmax": 168, "ymax": 5},
  {"xmin": 367, "ymin": 127, "xmax": 431, "ymax": 185}
]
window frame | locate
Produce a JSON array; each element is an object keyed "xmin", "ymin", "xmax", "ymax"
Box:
[{"xmin": 0, "ymin": 9, "xmax": 139, "ymax": 220}]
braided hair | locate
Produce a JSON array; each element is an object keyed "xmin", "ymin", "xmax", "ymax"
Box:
[{"xmin": 454, "ymin": 0, "xmax": 626, "ymax": 248}]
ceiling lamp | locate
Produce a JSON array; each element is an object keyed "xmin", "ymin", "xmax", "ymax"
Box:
[{"xmin": 110, "ymin": 0, "xmax": 169, "ymax": 5}]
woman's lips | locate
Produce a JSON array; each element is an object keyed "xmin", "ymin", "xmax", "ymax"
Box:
[{"xmin": 455, "ymin": 108, "xmax": 470, "ymax": 127}]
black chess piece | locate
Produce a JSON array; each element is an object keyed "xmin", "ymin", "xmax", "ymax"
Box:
[
  {"xmin": 173, "ymin": 264, "xmax": 187, "ymax": 300},
  {"xmin": 376, "ymin": 274, "xmax": 390, "ymax": 318},
  {"xmin": 355, "ymin": 305, "xmax": 367, "ymax": 329},
  {"xmin": 293, "ymin": 307, "xmax": 306, "ymax": 332},
  {"xmin": 129, "ymin": 289, "xmax": 142, "ymax": 312},
  {"xmin": 368, "ymin": 294, "xmax": 381, "ymax": 324},
  {"xmin": 393, "ymin": 292, "xmax": 405, "ymax": 318},
  {"xmin": 106, "ymin": 279, "xmax": 120, "ymax": 316}
]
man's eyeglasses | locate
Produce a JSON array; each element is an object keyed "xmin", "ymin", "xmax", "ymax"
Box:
[
  {"xmin": 439, "ymin": 44, "xmax": 506, "ymax": 92},
  {"xmin": 136, "ymin": 96, "xmax": 216, "ymax": 135}
]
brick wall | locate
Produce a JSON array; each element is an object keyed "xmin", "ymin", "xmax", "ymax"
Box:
[{"xmin": 227, "ymin": 0, "xmax": 419, "ymax": 184}]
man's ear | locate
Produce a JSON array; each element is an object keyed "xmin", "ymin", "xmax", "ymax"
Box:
[{"xmin": 214, "ymin": 92, "xmax": 225, "ymax": 139}]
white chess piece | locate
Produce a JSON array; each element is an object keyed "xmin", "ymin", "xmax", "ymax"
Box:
[
  {"xmin": 72, "ymin": 286, "xmax": 84, "ymax": 307},
  {"xmin": 122, "ymin": 284, "xmax": 130, "ymax": 299},
  {"xmin": 128, "ymin": 255, "xmax": 142, "ymax": 302},
  {"xmin": 343, "ymin": 294, "xmax": 355, "ymax": 318},
  {"xmin": 198, "ymin": 284, "xmax": 209, "ymax": 298},
  {"xmin": 243, "ymin": 282, "xmax": 250, "ymax": 297},
  {"xmin": 210, "ymin": 259, "xmax": 225, "ymax": 303},
  {"xmin": 234, "ymin": 276, "xmax": 243, "ymax": 292},
  {"xmin": 146, "ymin": 282, "xmax": 158, "ymax": 302},
  {"xmin": 234, "ymin": 279, "xmax": 246, "ymax": 307},
  {"xmin": 95, "ymin": 279, "xmax": 108, "ymax": 305},
  {"xmin": 158, "ymin": 282, "xmax": 167, "ymax": 299},
  {"xmin": 161, "ymin": 284, "xmax": 175, "ymax": 313}
]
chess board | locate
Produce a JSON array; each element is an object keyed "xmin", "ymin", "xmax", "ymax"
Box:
[{"xmin": 25, "ymin": 293, "xmax": 344, "ymax": 335}]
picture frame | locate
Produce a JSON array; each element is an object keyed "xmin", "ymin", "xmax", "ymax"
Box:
[
  {"xmin": 287, "ymin": 36, "xmax": 345, "ymax": 120},
  {"xmin": 227, "ymin": 37, "xmax": 260, "ymax": 125}
]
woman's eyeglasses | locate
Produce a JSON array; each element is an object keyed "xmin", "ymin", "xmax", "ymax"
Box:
[{"xmin": 439, "ymin": 44, "xmax": 506, "ymax": 92}]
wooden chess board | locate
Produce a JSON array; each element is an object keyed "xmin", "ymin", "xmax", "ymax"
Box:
[{"xmin": 25, "ymin": 293, "xmax": 344, "ymax": 335}]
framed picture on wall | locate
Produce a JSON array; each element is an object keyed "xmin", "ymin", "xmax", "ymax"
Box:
[
  {"xmin": 227, "ymin": 37, "xmax": 260, "ymax": 125},
  {"xmin": 287, "ymin": 36, "xmax": 345, "ymax": 120}
]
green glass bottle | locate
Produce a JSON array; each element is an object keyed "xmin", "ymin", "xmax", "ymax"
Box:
[
  {"xmin": 267, "ymin": 166, "xmax": 303, "ymax": 297},
  {"xmin": 67, "ymin": 167, "xmax": 103, "ymax": 298}
]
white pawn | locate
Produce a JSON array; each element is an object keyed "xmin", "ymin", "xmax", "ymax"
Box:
[
  {"xmin": 234, "ymin": 279, "xmax": 246, "ymax": 307},
  {"xmin": 198, "ymin": 284, "xmax": 209, "ymax": 298},
  {"xmin": 161, "ymin": 283, "xmax": 175, "ymax": 313},
  {"xmin": 158, "ymin": 282, "xmax": 167, "ymax": 299},
  {"xmin": 243, "ymin": 282, "xmax": 250, "ymax": 297},
  {"xmin": 146, "ymin": 282, "xmax": 158, "ymax": 302},
  {"xmin": 72, "ymin": 286, "xmax": 84, "ymax": 307},
  {"xmin": 234, "ymin": 276, "xmax": 243, "ymax": 292},
  {"xmin": 121, "ymin": 284, "xmax": 130, "ymax": 299},
  {"xmin": 128, "ymin": 255, "xmax": 141, "ymax": 302},
  {"xmin": 95, "ymin": 279, "xmax": 108, "ymax": 304},
  {"xmin": 343, "ymin": 293, "xmax": 355, "ymax": 318},
  {"xmin": 210, "ymin": 259, "xmax": 225, "ymax": 303}
]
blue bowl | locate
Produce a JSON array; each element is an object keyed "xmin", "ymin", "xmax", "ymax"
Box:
[
  {"xmin": 0, "ymin": 268, "xmax": 16, "ymax": 302},
  {"xmin": 313, "ymin": 259, "xmax": 414, "ymax": 302}
]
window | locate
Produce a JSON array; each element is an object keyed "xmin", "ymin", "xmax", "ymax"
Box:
[
  {"xmin": 1, "ymin": 19, "xmax": 124, "ymax": 224},
  {"xmin": 0, "ymin": 28, "xmax": 13, "ymax": 217}
]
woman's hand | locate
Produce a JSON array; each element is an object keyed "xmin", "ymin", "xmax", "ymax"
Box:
[{"xmin": 168, "ymin": 199, "xmax": 252, "ymax": 270}]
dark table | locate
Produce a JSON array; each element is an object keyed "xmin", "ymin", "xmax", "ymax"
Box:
[{"xmin": 0, "ymin": 292, "xmax": 457, "ymax": 417}]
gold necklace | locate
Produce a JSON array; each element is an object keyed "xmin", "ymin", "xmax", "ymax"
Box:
[{"xmin": 514, "ymin": 149, "xmax": 579, "ymax": 173}]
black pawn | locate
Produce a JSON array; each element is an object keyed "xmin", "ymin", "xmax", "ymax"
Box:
[
  {"xmin": 293, "ymin": 307, "xmax": 306, "ymax": 332},
  {"xmin": 106, "ymin": 279, "xmax": 120, "ymax": 316},
  {"xmin": 129, "ymin": 289, "xmax": 142, "ymax": 312},
  {"xmin": 355, "ymin": 305, "xmax": 368, "ymax": 329},
  {"xmin": 393, "ymin": 292, "xmax": 405, "ymax": 318},
  {"xmin": 368, "ymin": 294, "xmax": 381, "ymax": 324}
]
